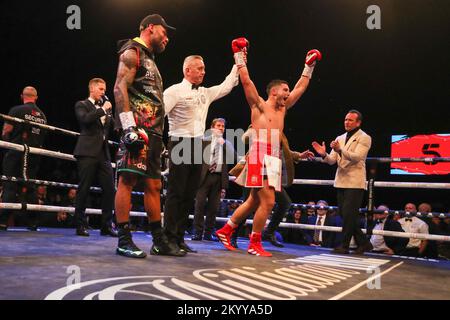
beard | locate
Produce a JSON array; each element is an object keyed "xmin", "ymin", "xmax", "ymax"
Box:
[
  {"xmin": 151, "ymin": 37, "xmax": 166, "ymax": 54},
  {"xmin": 276, "ymin": 96, "xmax": 286, "ymax": 107}
]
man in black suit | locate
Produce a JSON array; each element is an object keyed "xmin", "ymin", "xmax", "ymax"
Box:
[
  {"xmin": 369, "ymin": 205, "xmax": 408, "ymax": 255},
  {"xmin": 305, "ymin": 200, "xmax": 340, "ymax": 248},
  {"xmin": 192, "ymin": 118, "xmax": 235, "ymax": 241},
  {"xmin": 73, "ymin": 78, "xmax": 117, "ymax": 237}
]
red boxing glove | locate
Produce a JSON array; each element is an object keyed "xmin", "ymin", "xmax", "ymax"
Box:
[
  {"xmin": 232, "ymin": 37, "xmax": 249, "ymax": 53},
  {"xmin": 232, "ymin": 37, "xmax": 249, "ymax": 67},
  {"xmin": 305, "ymin": 49, "xmax": 322, "ymax": 66},
  {"xmin": 302, "ymin": 49, "xmax": 322, "ymax": 79}
]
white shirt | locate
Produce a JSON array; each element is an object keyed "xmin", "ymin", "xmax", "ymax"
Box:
[
  {"xmin": 164, "ymin": 65, "xmax": 239, "ymax": 138},
  {"xmin": 88, "ymin": 97, "xmax": 106, "ymax": 126},
  {"xmin": 315, "ymin": 215, "xmax": 326, "ymax": 242},
  {"xmin": 398, "ymin": 216, "xmax": 429, "ymax": 248},
  {"xmin": 370, "ymin": 218, "xmax": 389, "ymax": 251}
]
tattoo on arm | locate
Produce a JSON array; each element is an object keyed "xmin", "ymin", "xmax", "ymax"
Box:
[{"xmin": 114, "ymin": 49, "xmax": 138, "ymax": 114}]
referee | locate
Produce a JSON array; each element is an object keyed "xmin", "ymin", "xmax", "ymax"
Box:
[{"xmin": 163, "ymin": 55, "xmax": 239, "ymax": 254}]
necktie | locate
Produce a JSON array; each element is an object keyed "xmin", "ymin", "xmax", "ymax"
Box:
[
  {"xmin": 375, "ymin": 219, "xmax": 384, "ymax": 224},
  {"xmin": 192, "ymin": 84, "xmax": 200, "ymax": 90},
  {"xmin": 405, "ymin": 218, "xmax": 413, "ymax": 222},
  {"xmin": 313, "ymin": 216, "xmax": 322, "ymax": 243},
  {"xmin": 209, "ymin": 141, "xmax": 221, "ymax": 173}
]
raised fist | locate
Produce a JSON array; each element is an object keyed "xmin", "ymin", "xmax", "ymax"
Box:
[
  {"xmin": 232, "ymin": 37, "xmax": 249, "ymax": 53},
  {"xmin": 302, "ymin": 49, "xmax": 322, "ymax": 79},
  {"xmin": 305, "ymin": 49, "xmax": 322, "ymax": 66},
  {"xmin": 232, "ymin": 37, "xmax": 249, "ymax": 68}
]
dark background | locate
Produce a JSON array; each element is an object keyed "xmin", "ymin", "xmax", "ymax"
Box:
[{"xmin": 1, "ymin": 0, "xmax": 449, "ymax": 211}]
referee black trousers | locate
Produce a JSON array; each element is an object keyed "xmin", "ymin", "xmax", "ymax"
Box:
[{"xmin": 164, "ymin": 137, "xmax": 203, "ymax": 243}]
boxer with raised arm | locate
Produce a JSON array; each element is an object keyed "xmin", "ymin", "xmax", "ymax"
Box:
[{"xmin": 216, "ymin": 38, "xmax": 322, "ymax": 256}]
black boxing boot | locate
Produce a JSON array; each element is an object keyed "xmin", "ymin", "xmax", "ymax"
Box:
[
  {"xmin": 262, "ymin": 229, "xmax": 284, "ymax": 248},
  {"xmin": 150, "ymin": 223, "xmax": 186, "ymax": 257},
  {"xmin": 116, "ymin": 222, "xmax": 147, "ymax": 258}
]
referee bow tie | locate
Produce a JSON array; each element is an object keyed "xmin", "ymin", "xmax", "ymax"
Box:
[
  {"xmin": 405, "ymin": 218, "xmax": 413, "ymax": 222},
  {"xmin": 192, "ymin": 84, "xmax": 200, "ymax": 90},
  {"xmin": 375, "ymin": 219, "xmax": 384, "ymax": 224}
]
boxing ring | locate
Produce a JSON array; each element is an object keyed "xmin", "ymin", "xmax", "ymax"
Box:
[{"xmin": 1, "ymin": 114, "xmax": 450, "ymax": 300}]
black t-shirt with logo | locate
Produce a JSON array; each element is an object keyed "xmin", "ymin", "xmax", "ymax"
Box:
[{"xmin": 7, "ymin": 102, "xmax": 47, "ymax": 148}]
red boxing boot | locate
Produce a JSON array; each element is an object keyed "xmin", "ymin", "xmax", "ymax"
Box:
[
  {"xmin": 216, "ymin": 223, "xmax": 237, "ymax": 251},
  {"xmin": 247, "ymin": 232, "xmax": 272, "ymax": 257}
]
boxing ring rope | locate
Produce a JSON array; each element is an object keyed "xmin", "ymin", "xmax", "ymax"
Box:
[
  {"xmin": 0, "ymin": 175, "xmax": 143, "ymax": 196},
  {"xmin": 0, "ymin": 113, "xmax": 118, "ymax": 146},
  {"xmin": 230, "ymin": 176, "xmax": 450, "ymax": 189},
  {"xmin": 1, "ymin": 173, "xmax": 448, "ymax": 217},
  {"xmin": 1, "ymin": 118, "xmax": 449, "ymax": 244},
  {"xmin": 299, "ymin": 156, "xmax": 450, "ymax": 163},
  {"xmin": 0, "ymin": 203, "xmax": 146, "ymax": 218},
  {"xmin": 0, "ymin": 140, "xmax": 116, "ymax": 168},
  {"xmin": 291, "ymin": 179, "xmax": 450, "ymax": 190},
  {"xmin": 1, "ymin": 202, "xmax": 449, "ymax": 242}
]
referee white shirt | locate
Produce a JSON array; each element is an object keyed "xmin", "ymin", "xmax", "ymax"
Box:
[{"xmin": 164, "ymin": 65, "xmax": 239, "ymax": 138}]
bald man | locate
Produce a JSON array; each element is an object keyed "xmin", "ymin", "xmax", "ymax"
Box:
[{"xmin": 0, "ymin": 87, "xmax": 47, "ymax": 231}]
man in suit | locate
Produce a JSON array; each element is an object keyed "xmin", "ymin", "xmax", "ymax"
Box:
[
  {"xmin": 305, "ymin": 200, "xmax": 340, "ymax": 248},
  {"xmin": 369, "ymin": 205, "xmax": 408, "ymax": 255},
  {"xmin": 398, "ymin": 213, "xmax": 429, "ymax": 257},
  {"xmin": 73, "ymin": 78, "xmax": 117, "ymax": 237},
  {"xmin": 192, "ymin": 118, "xmax": 235, "ymax": 241},
  {"xmin": 312, "ymin": 109, "xmax": 373, "ymax": 254}
]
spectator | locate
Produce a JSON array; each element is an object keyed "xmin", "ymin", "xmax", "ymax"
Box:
[
  {"xmin": 370, "ymin": 204, "xmax": 408, "ymax": 255},
  {"xmin": 418, "ymin": 202, "xmax": 432, "ymax": 215},
  {"xmin": 55, "ymin": 188, "xmax": 77, "ymax": 228},
  {"xmin": 305, "ymin": 200, "xmax": 340, "ymax": 248},
  {"xmin": 285, "ymin": 209, "xmax": 307, "ymax": 245},
  {"xmin": 418, "ymin": 203, "xmax": 438, "ymax": 259},
  {"xmin": 398, "ymin": 212, "xmax": 429, "ymax": 257},
  {"xmin": 36, "ymin": 185, "xmax": 48, "ymax": 205},
  {"xmin": 404, "ymin": 202, "xmax": 417, "ymax": 218},
  {"xmin": 305, "ymin": 201, "xmax": 316, "ymax": 219}
]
